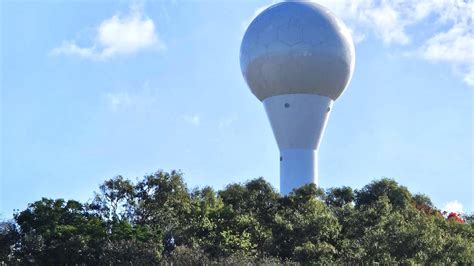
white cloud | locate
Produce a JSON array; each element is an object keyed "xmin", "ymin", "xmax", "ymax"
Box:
[
  {"xmin": 218, "ymin": 116, "xmax": 237, "ymax": 130},
  {"xmin": 418, "ymin": 21, "xmax": 474, "ymax": 84},
  {"xmin": 105, "ymin": 81, "xmax": 157, "ymax": 111},
  {"xmin": 247, "ymin": 0, "xmax": 473, "ymax": 85},
  {"xmin": 421, "ymin": 24, "xmax": 474, "ymax": 64},
  {"xmin": 316, "ymin": 0, "xmax": 474, "ymax": 85},
  {"xmin": 315, "ymin": 0, "xmax": 412, "ymax": 45},
  {"xmin": 463, "ymin": 67, "xmax": 474, "ymax": 86},
  {"xmin": 443, "ymin": 200, "xmax": 464, "ymax": 214},
  {"xmin": 52, "ymin": 5, "xmax": 164, "ymax": 60},
  {"xmin": 106, "ymin": 92, "xmax": 133, "ymax": 111},
  {"xmin": 183, "ymin": 114, "xmax": 200, "ymax": 126}
]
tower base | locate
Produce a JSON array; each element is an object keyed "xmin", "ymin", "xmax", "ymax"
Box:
[{"xmin": 280, "ymin": 149, "xmax": 317, "ymax": 195}]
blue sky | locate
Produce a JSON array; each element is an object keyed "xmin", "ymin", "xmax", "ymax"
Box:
[{"xmin": 1, "ymin": 0, "xmax": 472, "ymax": 218}]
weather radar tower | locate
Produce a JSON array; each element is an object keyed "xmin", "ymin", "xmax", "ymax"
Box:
[{"xmin": 240, "ymin": 1, "xmax": 355, "ymax": 194}]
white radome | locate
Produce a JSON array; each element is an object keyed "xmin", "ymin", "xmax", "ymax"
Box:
[
  {"xmin": 240, "ymin": 1, "xmax": 355, "ymax": 101},
  {"xmin": 240, "ymin": 1, "xmax": 355, "ymax": 194}
]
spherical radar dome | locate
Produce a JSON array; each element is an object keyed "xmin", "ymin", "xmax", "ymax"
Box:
[{"xmin": 240, "ymin": 1, "xmax": 355, "ymax": 101}]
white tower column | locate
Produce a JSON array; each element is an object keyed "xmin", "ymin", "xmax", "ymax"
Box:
[
  {"xmin": 279, "ymin": 149, "xmax": 317, "ymax": 195},
  {"xmin": 263, "ymin": 94, "xmax": 333, "ymax": 195}
]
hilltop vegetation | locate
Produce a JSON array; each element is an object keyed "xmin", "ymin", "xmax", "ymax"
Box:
[{"xmin": 1, "ymin": 170, "xmax": 473, "ymax": 264}]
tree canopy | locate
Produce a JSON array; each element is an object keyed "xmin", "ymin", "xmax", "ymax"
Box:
[{"xmin": 1, "ymin": 170, "xmax": 473, "ymax": 264}]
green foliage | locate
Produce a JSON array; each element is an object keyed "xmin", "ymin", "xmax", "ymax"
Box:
[
  {"xmin": 1, "ymin": 172, "xmax": 473, "ymax": 264},
  {"xmin": 355, "ymin": 178, "xmax": 412, "ymax": 208},
  {"xmin": 325, "ymin": 186, "xmax": 354, "ymax": 208},
  {"xmin": 269, "ymin": 184, "xmax": 340, "ymax": 260},
  {"xmin": 12, "ymin": 198, "xmax": 106, "ymax": 264},
  {"xmin": 91, "ymin": 175, "xmax": 135, "ymax": 221},
  {"xmin": 0, "ymin": 221, "xmax": 18, "ymax": 261},
  {"xmin": 101, "ymin": 239, "xmax": 162, "ymax": 264},
  {"xmin": 164, "ymin": 245, "xmax": 210, "ymax": 265}
]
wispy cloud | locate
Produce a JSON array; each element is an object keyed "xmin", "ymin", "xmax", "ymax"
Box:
[
  {"xmin": 104, "ymin": 80, "xmax": 157, "ymax": 111},
  {"xmin": 106, "ymin": 92, "xmax": 133, "ymax": 111},
  {"xmin": 51, "ymin": 5, "xmax": 164, "ymax": 60},
  {"xmin": 443, "ymin": 200, "xmax": 464, "ymax": 214},
  {"xmin": 218, "ymin": 116, "xmax": 237, "ymax": 130},
  {"xmin": 316, "ymin": 0, "xmax": 414, "ymax": 45},
  {"xmin": 418, "ymin": 21, "xmax": 474, "ymax": 85},
  {"xmin": 463, "ymin": 67, "xmax": 474, "ymax": 86},
  {"xmin": 317, "ymin": 0, "xmax": 474, "ymax": 85},
  {"xmin": 247, "ymin": 0, "xmax": 473, "ymax": 85},
  {"xmin": 183, "ymin": 114, "xmax": 200, "ymax": 127}
]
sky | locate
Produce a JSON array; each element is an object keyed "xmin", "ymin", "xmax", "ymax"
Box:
[{"xmin": 1, "ymin": 0, "xmax": 472, "ymax": 218}]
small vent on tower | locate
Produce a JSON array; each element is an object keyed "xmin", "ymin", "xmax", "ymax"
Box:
[
  {"xmin": 327, "ymin": 107, "xmax": 331, "ymax": 112},
  {"xmin": 284, "ymin": 103, "xmax": 290, "ymax": 108},
  {"xmin": 280, "ymin": 156, "xmax": 283, "ymax": 161}
]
